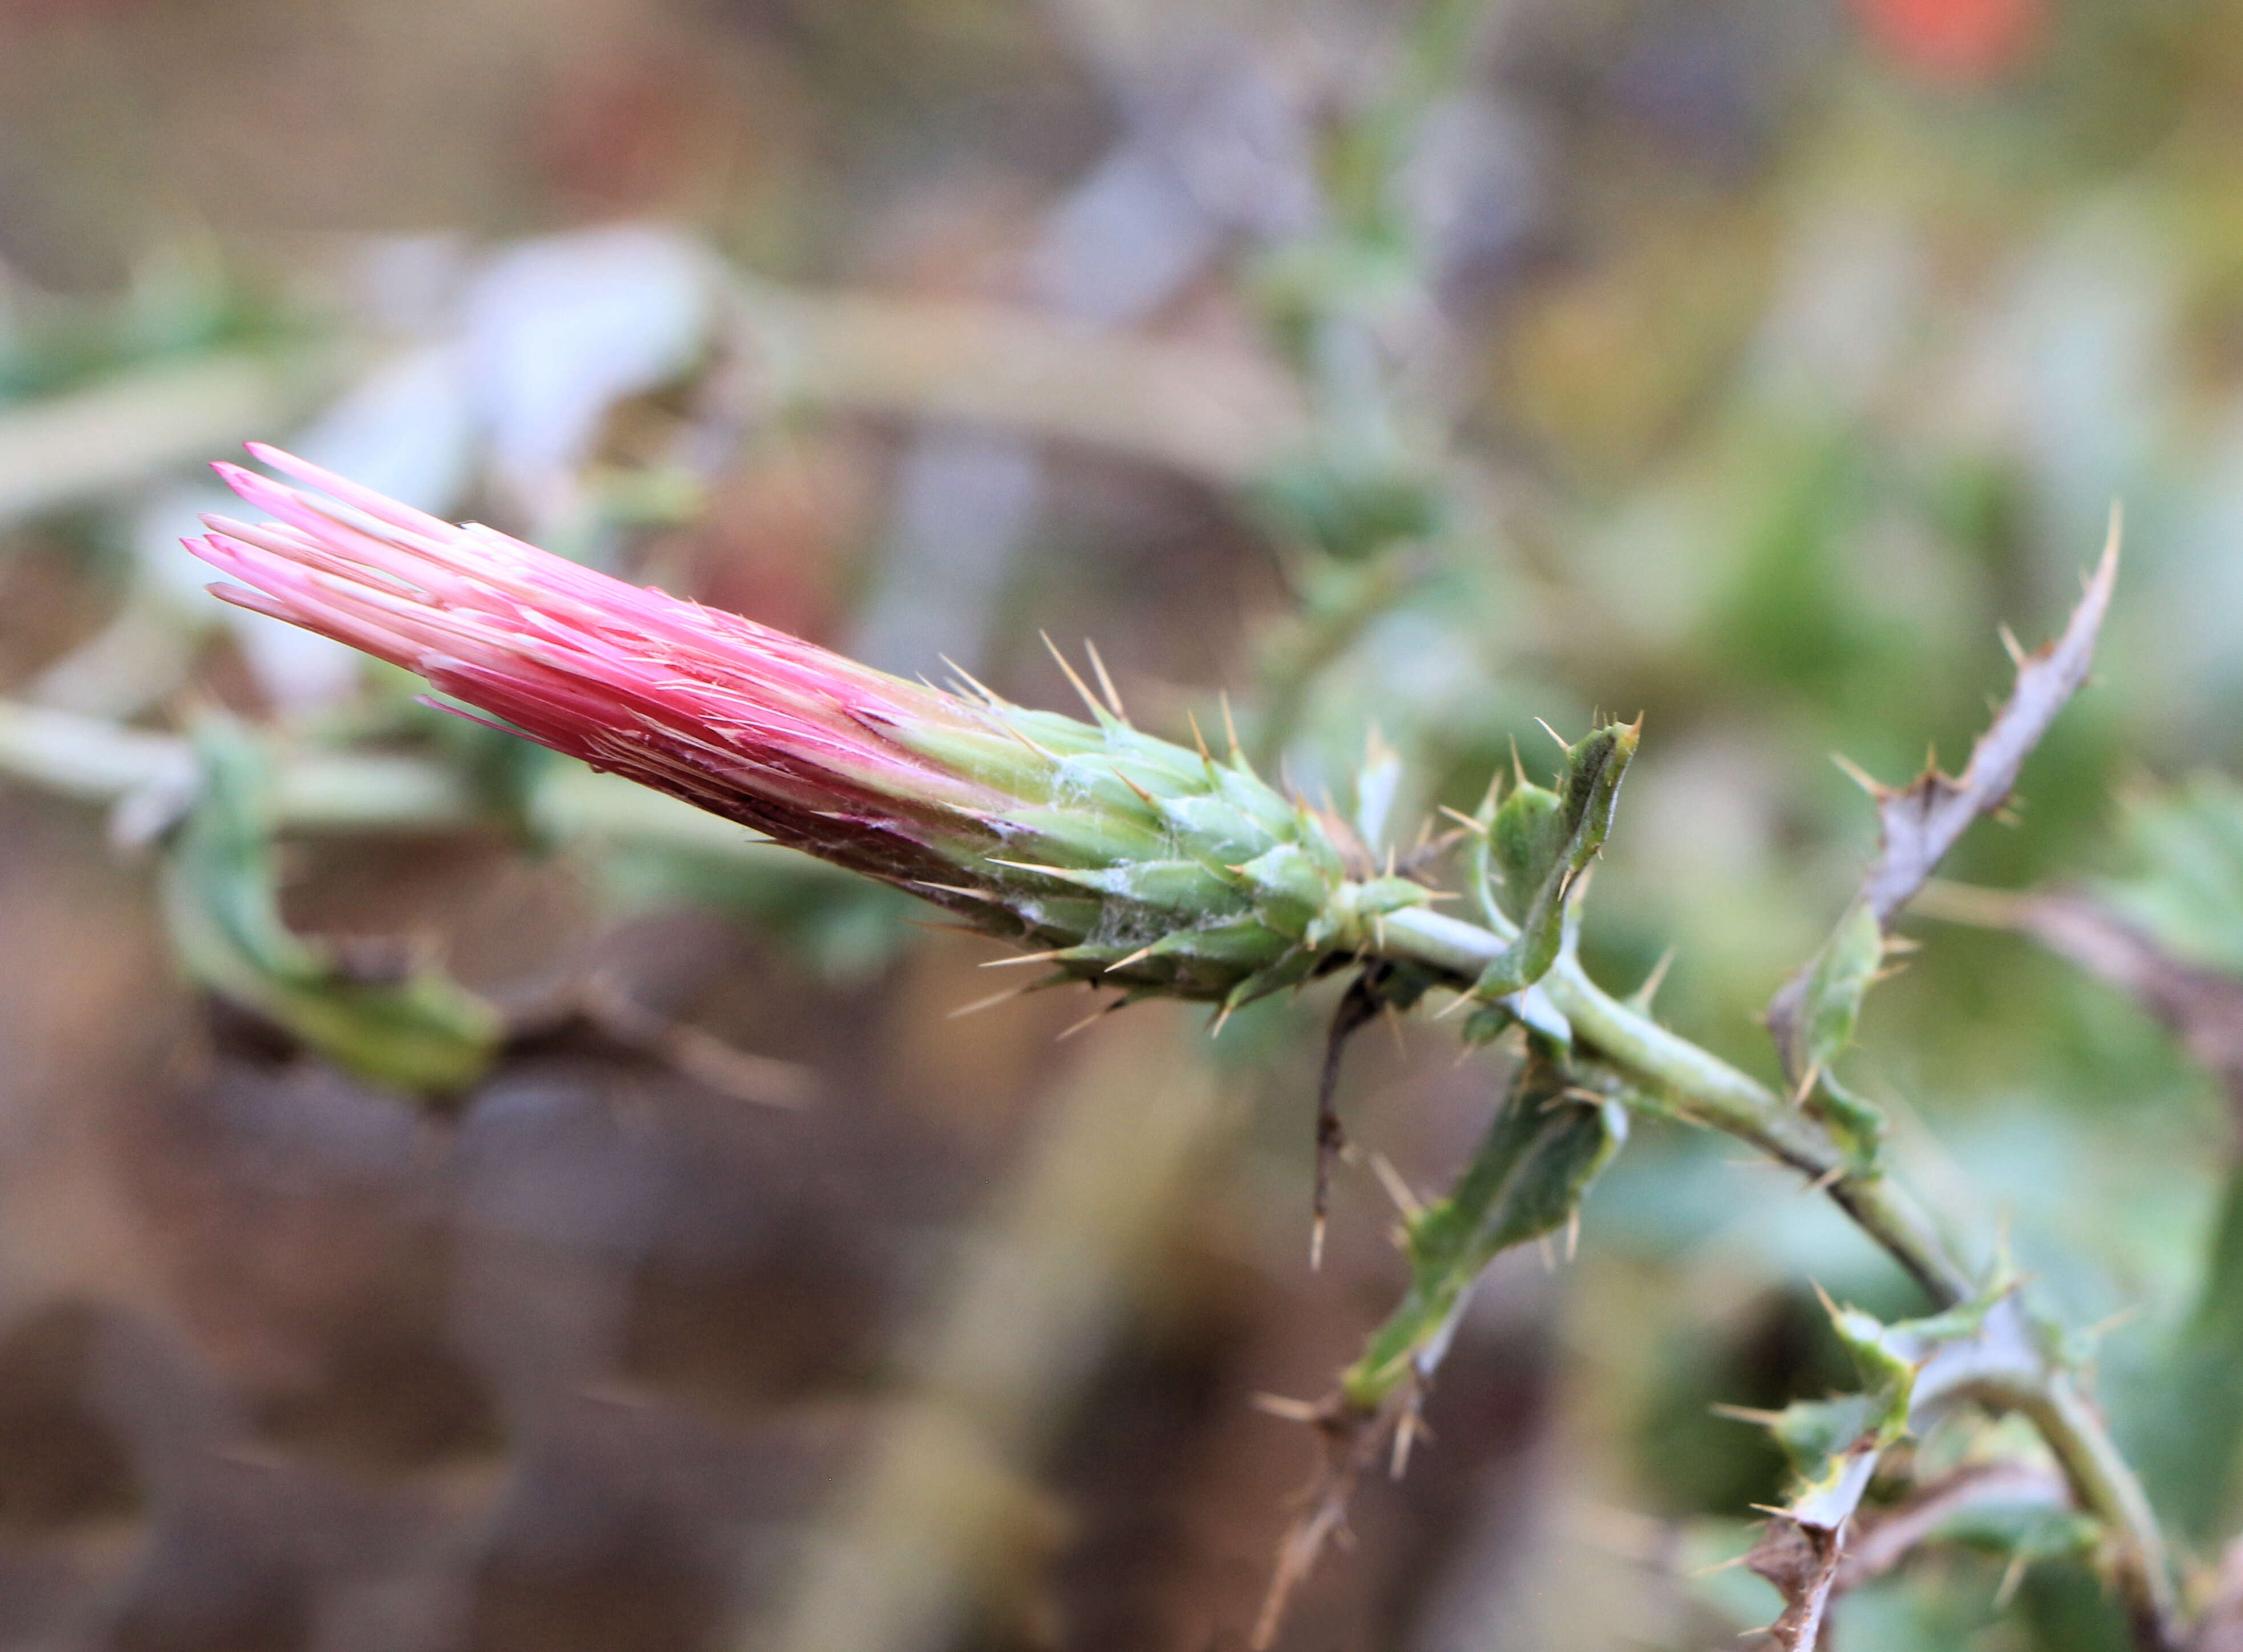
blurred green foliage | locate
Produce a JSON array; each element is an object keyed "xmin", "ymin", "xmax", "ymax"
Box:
[{"xmin": 3, "ymin": 0, "xmax": 2243, "ymax": 1646}]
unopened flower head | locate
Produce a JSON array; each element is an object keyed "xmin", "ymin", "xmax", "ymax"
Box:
[{"xmin": 188, "ymin": 446, "xmax": 1430, "ymax": 1009}]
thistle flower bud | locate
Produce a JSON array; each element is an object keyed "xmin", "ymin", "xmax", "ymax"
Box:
[{"xmin": 188, "ymin": 446, "xmax": 1429, "ymax": 1011}]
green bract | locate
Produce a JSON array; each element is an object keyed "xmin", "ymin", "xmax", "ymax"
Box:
[{"xmin": 894, "ymin": 694, "xmax": 1433, "ymax": 1014}]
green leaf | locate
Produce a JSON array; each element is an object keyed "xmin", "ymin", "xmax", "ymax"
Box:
[
  {"xmin": 1786, "ymin": 899, "xmax": 1884, "ymax": 1085},
  {"xmin": 1252, "ymin": 449, "xmax": 1441, "ymax": 562},
  {"xmin": 1341, "ymin": 1053, "xmax": 1625, "ymax": 1408},
  {"xmin": 161, "ymin": 717, "xmax": 503, "ymax": 1099},
  {"xmin": 1741, "ymin": 1279, "xmax": 2048, "ymax": 1647},
  {"xmin": 1756, "ymin": 1278, "xmax": 2046, "ymax": 1523},
  {"xmin": 2099, "ymin": 769, "xmax": 2243, "ymax": 976},
  {"xmin": 1768, "ymin": 897, "xmax": 1888, "ymax": 1164},
  {"xmin": 2137, "ymin": 1164, "xmax": 2243, "ymax": 1541},
  {"xmin": 1473, "ymin": 720, "xmax": 1639, "ymax": 997}
]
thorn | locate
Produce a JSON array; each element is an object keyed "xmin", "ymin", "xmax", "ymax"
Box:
[
  {"xmin": 1057, "ymin": 1000, "xmax": 1124, "ymax": 1040},
  {"xmin": 1391, "ymin": 1397, "xmax": 1425, "ymax": 1479},
  {"xmin": 996, "ymin": 717, "xmax": 1061, "ymax": 762},
  {"xmin": 1219, "ymin": 691, "xmax": 1246, "ymax": 766},
  {"xmin": 1368, "ymin": 1153, "xmax": 1424, "ymax": 1222},
  {"xmin": 1082, "ymin": 636, "xmax": 1129, "ymax": 723},
  {"xmin": 1310, "ymin": 1213, "xmax": 1326, "ymax": 1272},
  {"xmin": 1537, "ymin": 1234, "xmax": 1557, "ymax": 1271},
  {"xmin": 1186, "ymin": 708, "xmax": 1213, "ymax": 764},
  {"xmin": 907, "ymin": 919, "xmax": 992, "ymax": 938},
  {"xmin": 911, "ymin": 880, "xmax": 1004, "ymax": 903},
  {"xmin": 1372, "ymin": 914, "xmax": 1387, "ymax": 952},
  {"xmin": 1041, "ymin": 631, "xmax": 1107, "ymax": 722},
  {"xmin": 1882, "ymin": 934, "xmax": 1921, "ymax": 954},
  {"xmin": 1830, "ymin": 750, "xmax": 1887, "ymax": 798},
  {"xmin": 1438, "ymin": 804, "xmax": 1490, "ymax": 836},
  {"xmin": 1998, "ymin": 622, "xmax": 2028, "ymax": 669},
  {"xmin": 1431, "ymin": 989, "xmax": 1475, "ymax": 1020},
  {"xmin": 1381, "ymin": 1000, "xmax": 1407, "ymax": 1055},
  {"xmin": 1791, "ymin": 1061, "xmax": 1822, "ymax": 1108},
  {"xmin": 939, "ymin": 653, "xmax": 1004, "ymax": 708},
  {"xmin": 1809, "ymin": 1278, "xmax": 1842, "ymax": 1322},
  {"xmin": 1210, "ymin": 1000, "xmax": 1236, "ymax": 1039},
  {"xmin": 1870, "ymin": 963, "xmax": 1910, "ymax": 984},
  {"xmin": 1533, "ymin": 716, "xmax": 1569, "ymax": 756},
  {"xmin": 1248, "ymin": 1392, "xmax": 1325, "ymax": 1424},
  {"xmin": 1109, "ymin": 764, "xmax": 1158, "ymax": 808},
  {"xmin": 1631, "ymin": 944, "xmax": 1676, "ymax": 1009},
  {"xmin": 1709, "ymin": 1403, "xmax": 1789, "ymax": 1427},
  {"xmin": 1807, "ymin": 1163, "xmax": 1846, "ymax": 1194},
  {"xmin": 1690, "ymin": 1551, "xmax": 1754, "ymax": 1579},
  {"xmin": 1105, "ymin": 942, "xmax": 1159, "ymax": 974},
  {"xmin": 981, "ymin": 948, "xmax": 1073, "ymax": 968},
  {"xmin": 1565, "ymin": 1209, "xmax": 1581, "ymax": 1263},
  {"xmin": 948, "ymin": 984, "xmax": 1033, "ymax": 1019},
  {"xmin": 1994, "ymin": 1550, "xmax": 2030, "ymax": 1610},
  {"xmin": 1510, "ymin": 735, "xmax": 1525, "ymax": 789},
  {"xmin": 1383, "ymin": 844, "xmax": 1396, "ymax": 878}
]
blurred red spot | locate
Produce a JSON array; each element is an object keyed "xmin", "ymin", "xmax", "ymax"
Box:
[{"xmin": 1854, "ymin": 0, "xmax": 2043, "ymax": 82}]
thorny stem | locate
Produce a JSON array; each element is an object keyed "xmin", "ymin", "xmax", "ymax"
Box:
[{"xmin": 1375, "ymin": 903, "xmax": 2180, "ymax": 1648}]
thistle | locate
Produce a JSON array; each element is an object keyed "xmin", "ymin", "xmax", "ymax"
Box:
[{"xmin": 188, "ymin": 446, "xmax": 1433, "ymax": 1014}]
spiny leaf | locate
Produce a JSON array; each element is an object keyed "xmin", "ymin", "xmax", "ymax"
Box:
[
  {"xmin": 1735, "ymin": 1278, "xmax": 2054, "ymax": 1650},
  {"xmin": 1765, "ymin": 526, "xmax": 2117, "ymax": 1129},
  {"xmin": 1341, "ymin": 1052, "xmax": 1624, "ymax": 1408},
  {"xmin": 1780, "ymin": 899, "xmax": 1884, "ymax": 1089},
  {"xmin": 1472, "ymin": 720, "xmax": 1639, "ymax": 998},
  {"xmin": 1859, "ymin": 522, "xmax": 2117, "ymax": 927}
]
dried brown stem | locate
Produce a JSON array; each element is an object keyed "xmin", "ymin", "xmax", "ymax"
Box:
[
  {"xmin": 1921, "ymin": 882, "xmax": 2243, "ymax": 1121},
  {"xmin": 1250, "ymin": 1389, "xmax": 1416, "ymax": 1650},
  {"xmin": 1767, "ymin": 521, "xmax": 2120, "ymax": 1078}
]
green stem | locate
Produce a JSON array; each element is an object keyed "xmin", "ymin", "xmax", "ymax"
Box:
[
  {"xmin": 1384, "ymin": 908, "xmax": 1970, "ymax": 1296},
  {"xmin": 1376, "ymin": 904, "xmax": 2177, "ymax": 1647},
  {"xmin": 1977, "ymin": 1371, "xmax": 2180, "ymax": 1648}
]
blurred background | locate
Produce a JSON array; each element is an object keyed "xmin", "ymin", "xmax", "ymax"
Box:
[{"xmin": 0, "ymin": 0, "xmax": 2240, "ymax": 1647}]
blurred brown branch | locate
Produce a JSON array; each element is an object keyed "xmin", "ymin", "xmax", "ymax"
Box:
[{"xmin": 751, "ymin": 289, "xmax": 1308, "ymax": 488}]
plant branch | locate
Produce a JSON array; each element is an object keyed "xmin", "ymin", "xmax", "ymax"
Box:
[
  {"xmin": 1372, "ymin": 903, "xmax": 2179, "ymax": 1647},
  {"xmin": 1768, "ymin": 522, "xmax": 2120, "ymax": 1089}
]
